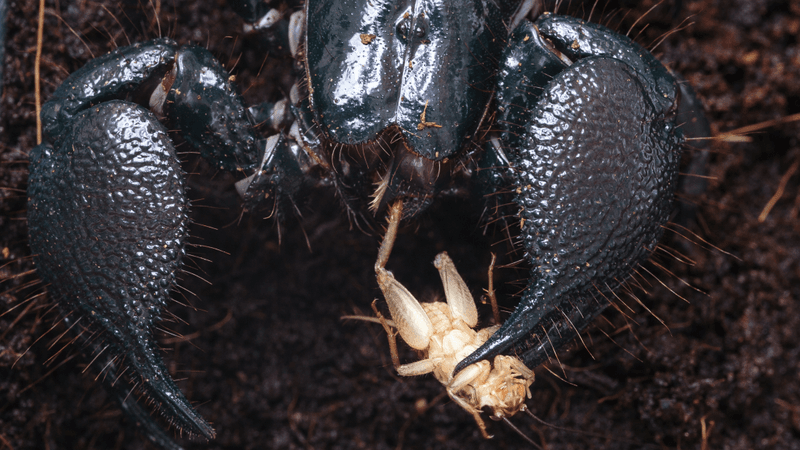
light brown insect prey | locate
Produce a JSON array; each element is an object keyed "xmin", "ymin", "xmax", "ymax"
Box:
[{"xmin": 374, "ymin": 252, "xmax": 534, "ymax": 438}]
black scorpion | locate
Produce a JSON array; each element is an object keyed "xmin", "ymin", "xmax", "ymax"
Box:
[{"xmin": 24, "ymin": 0, "xmax": 708, "ymax": 447}]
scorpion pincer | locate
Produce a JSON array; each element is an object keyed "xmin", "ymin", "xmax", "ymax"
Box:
[{"xmin": 25, "ymin": 0, "xmax": 707, "ymax": 446}]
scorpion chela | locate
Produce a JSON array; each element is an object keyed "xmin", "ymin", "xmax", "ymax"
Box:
[{"xmin": 21, "ymin": 0, "xmax": 709, "ymax": 447}]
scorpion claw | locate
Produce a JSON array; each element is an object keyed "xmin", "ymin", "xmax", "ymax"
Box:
[
  {"xmin": 28, "ymin": 100, "xmax": 213, "ymax": 440},
  {"xmin": 459, "ymin": 14, "xmax": 688, "ymax": 374}
]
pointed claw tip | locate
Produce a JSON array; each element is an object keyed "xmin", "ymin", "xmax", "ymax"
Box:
[
  {"xmin": 127, "ymin": 347, "xmax": 216, "ymax": 442},
  {"xmin": 162, "ymin": 391, "xmax": 216, "ymax": 440},
  {"xmin": 144, "ymin": 384, "xmax": 215, "ymax": 441},
  {"xmin": 185, "ymin": 414, "xmax": 215, "ymax": 441}
]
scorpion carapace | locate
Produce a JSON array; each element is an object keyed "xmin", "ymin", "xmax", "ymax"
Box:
[
  {"xmin": 305, "ymin": 0, "xmax": 504, "ymax": 160},
  {"xmin": 299, "ymin": 0, "xmax": 520, "ymax": 218},
  {"xmin": 25, "ymin": 0, "xmax": 707, "ymax": 447}
]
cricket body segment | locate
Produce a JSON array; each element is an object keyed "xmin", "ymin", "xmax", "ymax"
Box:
[{"xmin": 376, "ymin": 252, "xmax": 534, "ymax": 437}]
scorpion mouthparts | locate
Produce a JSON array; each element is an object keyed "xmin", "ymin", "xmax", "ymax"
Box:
[{"xmin": 369, "ymin": 142, "xmax": 451, "ymax": 218}]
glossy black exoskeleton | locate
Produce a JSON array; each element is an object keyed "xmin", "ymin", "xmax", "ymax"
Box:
[
  {"xmin": 28, "ymin": 39, "xmax": 254, "ymax": 446},
  {"xmin": 26, "ymin": 1, "xmax": 708, "ymax": 448}
]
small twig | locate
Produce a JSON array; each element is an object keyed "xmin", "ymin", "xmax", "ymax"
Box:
[
  {"xmin": 35, "ymin": 0, "xmax": 45, "ymax": 145},
  {"xmin": 759, "ymin": 157, "xmax": 799, "ymax": 222},
  {"xmin": 700, "ymin": 415, "xmax": 715, "ymax": 450}
]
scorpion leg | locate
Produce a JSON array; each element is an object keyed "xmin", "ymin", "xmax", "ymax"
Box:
[
  {"xmin": 229, "ymin": 0, "xmax": 305, "ymax": 58},
  {"xmin": 458, "ymin": 15, "xmax": 693, "ymax": 372},
  {"xmin": 223, "ymin": 3, "xmax": 336, "ymax": 222}
]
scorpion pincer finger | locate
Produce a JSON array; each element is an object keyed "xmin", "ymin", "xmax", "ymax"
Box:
[{"xmin": 40, "ymin": 38, "xmax": 179, "ymax": 146}]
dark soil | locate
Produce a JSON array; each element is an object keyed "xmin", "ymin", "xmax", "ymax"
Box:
[{"xmin": 2, "ymin": 0, "xmax": 800, "ymax": 449}]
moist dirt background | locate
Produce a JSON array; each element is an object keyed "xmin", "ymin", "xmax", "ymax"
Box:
[{"xmin": 2, "ymin": 0, "xmax": 800, "ymax": 449}]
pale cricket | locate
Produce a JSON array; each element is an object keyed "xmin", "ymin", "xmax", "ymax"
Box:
[{"xmin": 349, "ymin": 201, "xmax": 535, "ymax": 439}]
